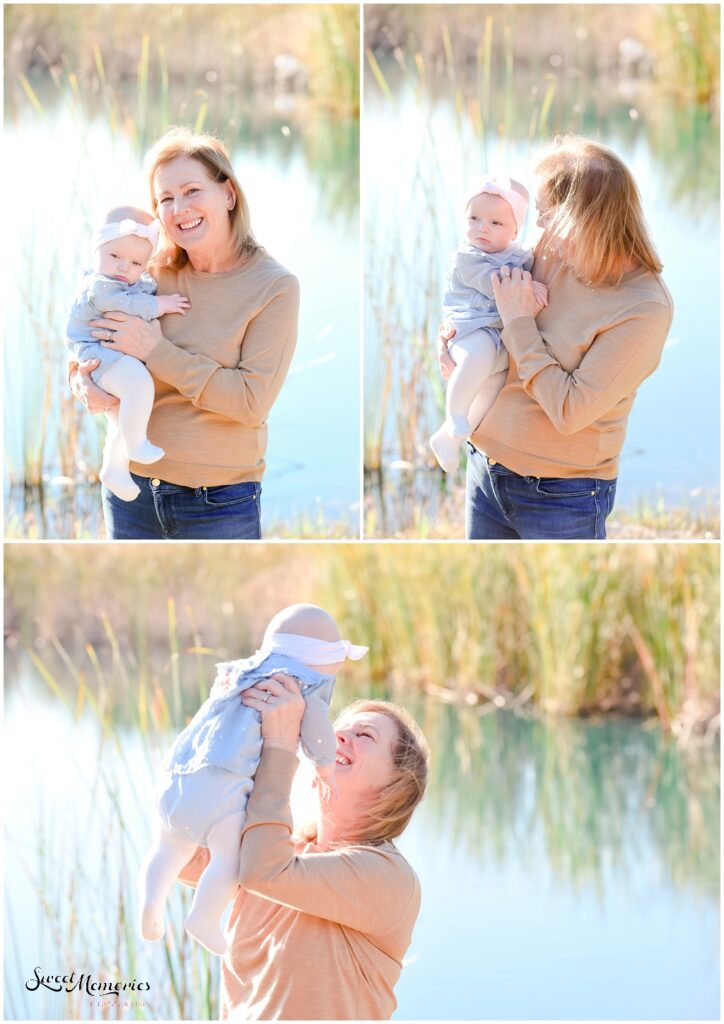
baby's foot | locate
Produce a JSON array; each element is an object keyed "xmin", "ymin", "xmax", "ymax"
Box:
[
  {"xmin": 127, "ymin": 440, "xmax": 165, "ymax": 465},
  {"xmin": 185, "ymin": 910, "xmax": 227, "ymax": 956},
  {"xmin": 430, "ymin": 427, "xmax": 463, "ymax": 474},
  {"xmin": 100, "ymin": 466, "xmax": 141, "ymax": 502},
  {"xmin": 140, "ymin": 904, "xmax": 165, "ymax": 942}
]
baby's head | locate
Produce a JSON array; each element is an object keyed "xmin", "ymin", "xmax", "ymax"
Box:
[
  {"xmin": 93, "ymin": 206, "xmax": 159, "ymax": 285},
  {"xmin": 263, "ymin": 603, "xmax": 365, "ymax": 676},
  {"xmin": 464, "ymin": 177, "xmax": 529, "ymax": 253}
]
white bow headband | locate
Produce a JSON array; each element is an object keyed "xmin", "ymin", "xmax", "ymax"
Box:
[
  {"xmin": 262, "ymin": 633, "xmax": 369, "ymax": 665},
  {"xmin": 94, "ymin": 218, "xmax": 160, "ymax": 252},
  {"xmin": 466, "ymin": 175, "xmax": 529, "ymax": 235}
]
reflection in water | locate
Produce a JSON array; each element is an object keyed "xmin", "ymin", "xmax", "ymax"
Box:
[{"xmin": 4, "ymin": 663, "xmax": 719, "ymax": 1019}]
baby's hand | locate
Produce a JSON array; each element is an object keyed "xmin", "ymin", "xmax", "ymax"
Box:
[
  {"xmin": 531, "ymin": 281, "xmax": 549, "ymax": 309},
  {"xmin": 314, "ymin": 763, "xmax": 338, "ymax": 802},
  {"xmin": 157, "ymin": 293, "xmax": 191, "ymax": 316}
]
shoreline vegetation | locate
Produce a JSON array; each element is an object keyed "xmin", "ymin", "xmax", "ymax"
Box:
[
  {"xmin": 6, "ymin": 543, "xmax": 720, "ymax": 744},
  {"xmin": 363, "ymin": 4, "xmax": 720, "ymax": 539}
]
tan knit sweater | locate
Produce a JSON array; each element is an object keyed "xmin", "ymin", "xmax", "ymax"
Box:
[
  {"xmin": 470, "ymin": 253, "xmax": 674, "ymax": 478},
  {"xmin": 179, "ymin": 748, "xmax": 421, "ymax": 1021},
  {"xmin": 130, "ymin": 251, "xmax": 299, "ymax": 487}
]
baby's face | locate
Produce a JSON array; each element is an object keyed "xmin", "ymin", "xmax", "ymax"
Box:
[
  {"xmin": 95, "ymin": 234, "xmax": 153, "ymax": 285},
  {"xmin": 465, "ymin": 192, "xmax": 518, "ymax": 253}
]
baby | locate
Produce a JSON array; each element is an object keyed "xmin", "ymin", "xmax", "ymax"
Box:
[
  {"xmin": 65, "ymin": 206, "xmax": 189, "ymax": 502},
  {"xmin": 138, "ymin": 603, "xmax": 367, "ymax": 956},
  {"xmin": 430, "ymin": 176, "xmax": 548, "ymax": 473}
]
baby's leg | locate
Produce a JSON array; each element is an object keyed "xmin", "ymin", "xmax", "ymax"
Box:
[
  {"xmin": 100, "ymin": 355, "xmax": 164, "ymax": 464},
  {"xmin": 431, "ymin": 329, "xmax": 500, "ymax": 473},
  {"xmin": 446, "ymin": 328, "xmax": 501, "ymax": 433},
  {"xmin": 184, "ymin": 812, "xmax": 246, "ymax": 956},
  {"xmin": 467, "ymin": 367, "xmax": 508, "ymax": 432},
  {"xmin": 138, "ymin": 821, "xmax": 199, "ymax": 941},
  {"xmin": 99, "ymin": 409, "xmax": 141, "ymax": 502}
]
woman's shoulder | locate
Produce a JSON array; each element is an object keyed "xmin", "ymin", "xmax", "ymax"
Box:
[
  {"xmin": 345, "ymin": 840, "xmax": 421, "ymax": 890},
  {"xmin": 616, "ymin": 267, "xmax": 674, "ymax": 321},
  {"xmin": 249, "ymin": 250, "xmax": 299, "ymax": 289}
]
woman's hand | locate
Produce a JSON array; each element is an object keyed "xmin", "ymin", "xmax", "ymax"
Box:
[
  {"xmin": 491, "ymin": 266, "xmax": 545, "ymax": 326},
  {"xmin": 69, "ymin": 359, "xmax": 119, "ymax": 413},
  {"xmin": 437, "ymin": 321, "xmax": 457, "ymax": 380},
  {"xmin": 241, "ymin": 672, "xmax": 305, "ymax": 753},
  {"xmin": 91, "ymin": 312, "xmax": 164, "ymax": 362}
]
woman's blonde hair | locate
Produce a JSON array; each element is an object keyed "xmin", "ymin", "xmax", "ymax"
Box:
[
  {"xmin": 299, "ymin": 700, "xmax": 430, "ymax": 848},
  {"xmin": 533, "ymin": 135, "xmax": 662, "ymax": 286},
  {"xmin": 144, "ymin": 126, "xmax": 261, "ymax": 270}
]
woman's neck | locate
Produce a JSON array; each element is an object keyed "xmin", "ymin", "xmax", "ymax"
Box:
[
  {"xmin": 316, "ymin": 805, "xmax": 357, "ymax": 849},
  {"xmin": 186, "ymin": 238, "xmax": 245, "ymax": 274}
]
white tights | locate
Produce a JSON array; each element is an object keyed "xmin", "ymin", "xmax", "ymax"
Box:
[
  {"xmin": 138, "ymin": 811, "xmax": 245, "ymax": 956},
  {"xmin": 430, "ymin": 328, "xmax": 507, "ymax": 473},
  {"xmin": 99, "ymin": 356, "xmax": 164, "ymax": 502}
]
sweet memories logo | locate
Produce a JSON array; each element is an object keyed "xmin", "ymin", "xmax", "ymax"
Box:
[{"xmin": 25, "ymin": 967, "xmax": 151, "ymax": 999}]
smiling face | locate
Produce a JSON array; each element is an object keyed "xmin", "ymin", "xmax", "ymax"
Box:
[
  {"xmin": 153, "ymin": 155, "xmax": 236, "ymax": 263},
  {"xmin": 332, "ymin": 709, "xmax": 398, "ymax": 802},
  {"xmin": 465, "ymin": 191, "xmax": 518, "ymax": 253},
  {"xmin": 95, "ymin": 234, "xmax": 152, "ymax": 285}
]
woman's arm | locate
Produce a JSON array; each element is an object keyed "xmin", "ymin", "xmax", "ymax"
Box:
[
  {"xmin": 140, "ymin": 278, "xmax": 299, "ymax": 426},
  {"xmin": 492, "ymin": 267, "xmax": 673, "ymax": 435},
  {"xmin": 501, "ymin": 303, "xmax": 672, "ymax": 435},
  {"xmin": 237, "ymin": 746, "xmax": 418, "ymax": 935},
  {"xmin": 178, "ymin": 847, "xmax": 211, "ymax": 888}
]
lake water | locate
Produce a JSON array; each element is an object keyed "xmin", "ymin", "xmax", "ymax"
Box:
[
  {"xmin": 364, "ymin": 70, "xmax": 720, "ymax": 529},
  {"xmin": 4, "ymin": 90, "xmax": 360, "ymax": 536},
  {"xmin": 4, "ymin": 668, "xmax": 719, "ymax": 1020}
]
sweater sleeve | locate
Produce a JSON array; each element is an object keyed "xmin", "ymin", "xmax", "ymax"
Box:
[
  {"xmin": 502, "ymin": 300, "xmax": 672, "ymax": 435},
  {"xmin": 143, "ymin": 276, "xmax": 299, "ymax": 426},
  {"xmin": 238, "ymin": 747, "xmax": 418, "ymax": 935},
  {"xmin": 90, "ymin": 277, "xmax": 160, "ymax": 320}
]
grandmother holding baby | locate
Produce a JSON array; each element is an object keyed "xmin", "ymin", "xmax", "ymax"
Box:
[
  {"xmin": 71, "ymin": 127, "xmax": 299, "ymax": 540},
  {"xmin": 439, "ymin": 136, "xmax": 674, "ymax": 540}
]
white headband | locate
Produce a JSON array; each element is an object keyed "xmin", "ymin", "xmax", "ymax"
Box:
[
  {"xmin": 94, "ymin": 218, "xmax": 160, "ymax": 253},
  {"xmin": 466, "ymin": 175, "xmax": 529, "ymax": 235},
  {"xmin": 262, "ymin": 633, "xmax": 368, "ymax": 665}
]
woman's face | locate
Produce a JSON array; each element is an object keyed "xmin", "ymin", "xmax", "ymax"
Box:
[
  {"xmin": 153, "ymin": 156, "xmax": 235, "ymax": 257},
  {"xmin": 332, "ymin": 710, "xmax": 398, "ymax": 802}
]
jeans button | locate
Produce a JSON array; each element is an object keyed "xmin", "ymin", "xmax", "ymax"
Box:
[
  {"xmin": 488, "ymin": 458, "xmax": 497, "ymax": 466},
  {"xmin": 151, "ymin": 478, "xmax": 161, "ymax": 487}
]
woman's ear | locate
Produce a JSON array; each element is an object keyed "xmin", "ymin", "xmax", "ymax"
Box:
[{"xmin": 226, "ymin": 183, "xmax": 237, "ymax": 211}]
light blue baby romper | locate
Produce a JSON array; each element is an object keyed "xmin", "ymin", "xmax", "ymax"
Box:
[
  {"xmin": 65, "ymin": 271, "xmax": 160, "ymax": 384},
  {"xmin": 443, "ymin": 242, "xmax": 534, "ymax": 366},
  {"xmin": 157, "ymin": 651, "xmax": 336, "ymax": 847}
]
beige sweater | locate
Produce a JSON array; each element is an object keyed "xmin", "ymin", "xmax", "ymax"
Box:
[
  {"xmin": 131, "ymin": 251, "xmax": 299, "ymax": 487},
  {"xmin": 470, "ymin": 253, "xmax": 674, "ymax": 478},
  {"xmin": 180, "ymin": 748, "xmax": 421, "ymax": 1021}
]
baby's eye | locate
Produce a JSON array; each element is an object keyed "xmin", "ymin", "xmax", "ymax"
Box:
[
  {"xmin": 132, "ymin": 261, "xmax": 142, "ymax": 267},
  {"xmin": 357, "ymin": 730, "xmax": 372, "ymax": 739}
]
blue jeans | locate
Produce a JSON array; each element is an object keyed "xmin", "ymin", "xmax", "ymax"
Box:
[
  {"xmin": 465, "ymin": 445, "xmax": 617, "ymax": 540},
  {"xmin": 102, "ymin": 474, "xmax": 262, "ymax": 540}
]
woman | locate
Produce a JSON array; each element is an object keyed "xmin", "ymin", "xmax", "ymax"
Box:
[
  {"xmin": 179, "ymin": 675, "xmax": 429, "ymax": 1020},
  {"xmin": 439, "ymin": 136, "xmax": 674, "ymax": 540},
  {"xmin": 71, "ymin": 127, "xmax": 299, "ymax": 540}
]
